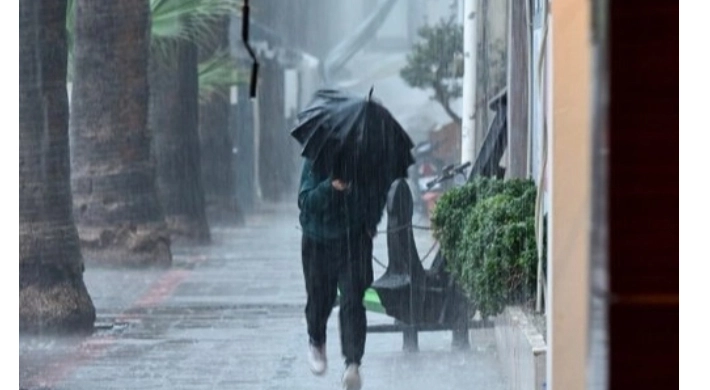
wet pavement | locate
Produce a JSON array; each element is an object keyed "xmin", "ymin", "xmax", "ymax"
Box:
[{"xmin": 20, "ymin": 201, "xmax": 507, "ymax": 390}]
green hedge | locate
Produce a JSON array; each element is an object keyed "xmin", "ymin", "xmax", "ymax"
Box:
[{"xmin": 431, "ymin": 177, "xmax": 539, "ymax": 317}]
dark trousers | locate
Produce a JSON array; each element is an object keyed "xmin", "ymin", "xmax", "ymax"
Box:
[{"xmin": 301, "ymin": 230, "xmax": 373, "ymax": 366}]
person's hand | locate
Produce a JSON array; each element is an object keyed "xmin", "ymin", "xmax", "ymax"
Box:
[{"xmin": 331, "ymin": 179, "xmax": 349, "ymax": 191}]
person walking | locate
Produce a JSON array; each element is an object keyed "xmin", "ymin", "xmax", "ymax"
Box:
[{"xmin": 298, "ymin": 155, "xmax": 388, "ymax": 390}]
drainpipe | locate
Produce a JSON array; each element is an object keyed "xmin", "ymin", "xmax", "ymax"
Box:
[
  {"xmin": 460, "ymin": 0, "xmax": 477, "ymax": 166},
  {"xmin": 526, "ymin": 0, "xmax": 534, "ymax": 179}
]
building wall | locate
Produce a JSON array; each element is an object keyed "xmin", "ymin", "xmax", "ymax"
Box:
[
  {"xmin": 547, "ymin": 0, "xmax": 592, "ymax": 389},
  {"xmin": 506, "ymin": 0, "xmax": 530, "ymax": 179},
  {"xmin": 473, "ymin": 0, "xmax": 508, "ymax": 155}
]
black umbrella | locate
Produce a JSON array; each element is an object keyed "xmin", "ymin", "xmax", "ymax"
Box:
[{"xmin": 291, "ymin": 88, "xmax": 415, "ymax": 186}]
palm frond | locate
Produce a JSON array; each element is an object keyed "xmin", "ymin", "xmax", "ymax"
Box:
[
  {"xmin": 198, "ymin": 50, "xmax": 248, "ymax": 104},
  {"xmin": 150, "ymin": 0, "xmax": 238, "ymax": 42},
  {"xmin": 150, "ymin": 0, "xmax": 238, "ymax": 65},
  {"xmin": 66, "ymin": 0, "xmax": 75, "ymax": 82}
]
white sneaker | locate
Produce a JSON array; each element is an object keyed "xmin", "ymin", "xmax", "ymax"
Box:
[
  {"xmin": 342, "ymin": 364, "xmax": 362, "ymax": 390},
  {"xmin": 308, "ymin": 343, "xmax": 327, "ymax": 376}
]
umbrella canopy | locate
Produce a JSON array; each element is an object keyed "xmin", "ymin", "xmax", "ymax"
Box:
[{"xmin": 291, "ymin": 88, "xmax": 415, "ymax": 186}]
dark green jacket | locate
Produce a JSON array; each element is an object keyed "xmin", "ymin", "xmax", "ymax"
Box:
[{"xmin": 298, "ymin": 159, "xmax": 388, "ymax": 241}]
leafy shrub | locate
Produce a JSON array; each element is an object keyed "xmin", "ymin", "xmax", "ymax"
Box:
[{"xmin": 431, "ymin": 177, "xmax": 539, "ymax": 317}]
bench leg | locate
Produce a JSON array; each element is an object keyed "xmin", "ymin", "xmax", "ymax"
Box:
[
  {"xmin": 452, "ymin": 326, "xmax": 470, "ymax": 350},
  {"xmin": 403, "ymin": 325, "xmax": 419, "ymax": 353},
  {"xmin": 452, "ymin": 308, "xmax": 471, "ymax": 350}
]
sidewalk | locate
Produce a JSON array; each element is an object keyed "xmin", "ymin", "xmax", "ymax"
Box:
[{"xmin": 20, "ymin": 202, "xmax": 507, "ymax": 390}]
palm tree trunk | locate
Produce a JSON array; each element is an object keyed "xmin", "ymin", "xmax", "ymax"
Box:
[
  {"xmin": 198, "ymin": 15, "xmax": 244, "ymax": 224},
  {"xmin": 19, "ymin": 0, "xmax": 95, "ymax": 333},
  {"xmin": 149, "ymin": 37, "xmax": 211, "ymax": 243},
  {"xmin": 70, "ymin": 0, "xmax": 172, "ymax": 267}
]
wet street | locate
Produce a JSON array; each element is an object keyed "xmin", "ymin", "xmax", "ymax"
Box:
[{"xmin": 20, "ymin": 202, "xmax": 507, "ymax": 390}]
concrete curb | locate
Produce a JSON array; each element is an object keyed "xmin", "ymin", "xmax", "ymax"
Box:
[{"xmin": 492, "ymin": 306, "xmax": 547, "ymax": 390}]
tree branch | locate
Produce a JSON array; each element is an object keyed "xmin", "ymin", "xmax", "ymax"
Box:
[{"xmin": 432, "ymin": 81, "xmax": 462, "ymax": 124}]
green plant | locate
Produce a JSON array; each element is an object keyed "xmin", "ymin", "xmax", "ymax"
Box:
[
  {"xmin": 150, "ymin": 0, "xmax": 235, "ymax": 42},
  {"xmin": 431, "ymin": 177, "xmax": 539, "ymax": 317},
  {"xmin": 400, "ymin": 18, "xmax": 463, "ymax": 124},
  {"xmin": 197, "ymin": 49, "xmax": 248, "ymax": 103}
]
